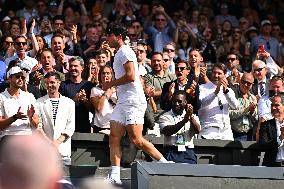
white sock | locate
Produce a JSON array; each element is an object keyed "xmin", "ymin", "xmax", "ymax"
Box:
[
  {"xmin": 158, "ymin": 156, "xmax": 168, "ymax": 163},
  {"xmin": 110, "ymin": 166, "xmax": 121, "ymax": 181}
]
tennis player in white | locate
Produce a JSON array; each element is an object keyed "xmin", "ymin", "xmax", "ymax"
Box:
[{"xmin": 102, "ymin": 24, "xmax": 169, "ymax": 185}]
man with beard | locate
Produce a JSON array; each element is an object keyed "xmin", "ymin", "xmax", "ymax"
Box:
[
  {"xmin": 188, "ymin": 49, "xmax": 210, "ymax": 84},
  {"xmin": 161, "ymin": 60, "xmax": 200, "ymax": 114},
  {"xmin": 59, "ymin": 56, "xmax": 93, "ymax": 133},
  {"xmin": 0, "ymin": 66, "xmax": 38, "ymax": 138},
  {"xmin": 36, "ymin": 72, "xmax": 75, "ymax": 165},
  {"xmin": 198, "ymin": 63, "xmax": 239, "ymax": 140},
  {"xmin": 259, "ymin": 94, "xmax": 284, "ymax": 166},
  {"xmin": 51, "ymin": 34, "xmax": 73, "ymax": 74},
  {"xmin": 144, "ymin": 52, "xmax": 176, "ymax": 119},
  {"xmin": 102, "ymin": 24, "xmax": 170, "ymax": 185},
  {"xmin": 159, "ymin": 91, "xmax": 200, "ymax": 163}
]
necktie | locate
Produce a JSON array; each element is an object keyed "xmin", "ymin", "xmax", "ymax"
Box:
[{"xmin": 259, "ymin": 82, "xmax": 265, "ymax": 96}]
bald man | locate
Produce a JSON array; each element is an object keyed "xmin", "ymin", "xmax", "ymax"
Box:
[
  {"xmin": 230, "ymin": 73, "xmax": 258, "ymax": 141},
  {"xmin": 0, "ymin": 134, "xmax": 63, "ymax": 189}
]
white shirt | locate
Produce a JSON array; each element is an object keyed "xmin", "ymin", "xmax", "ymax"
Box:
[
  {"xmin": 266, "ymin": 56, "xmax": 279, "ymax": 77},
  {"xmin": 257, "ymin": 96, "xmax": 273, "ymax": 121},
  {"xmin": 198, "ymin": 82, "xmax": 239, "ymax": 129},
  {"xmin": 113, "ymin": 45, "xmax": 146, "ymax": 104},
  {"xmin": 159, "ymin": 110, "xmax": 199, "ymax": 148},
  {"xmin": 5, "ymin": 53, "xmax": 38, "ymax": 70},
  {"xmin": 0, "ymin": 89, "xmax": 37, "ymax": 137},
  {"xmin": 276, "ymin": 119, "xmax": 284, "ymax": 162},
  {"xmin": 90, "ymin": 87, "xmax": 117, "ymax": 128}
]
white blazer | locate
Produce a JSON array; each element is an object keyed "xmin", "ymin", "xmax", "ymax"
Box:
[{"xmin": 37, "ymin": 94, "xmax": 75, "ymax": 158}]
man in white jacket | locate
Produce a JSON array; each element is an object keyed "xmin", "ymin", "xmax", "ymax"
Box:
[
  {"xmin": 198, "ymin": 63, "xmax": 239, "ymax": 140},
  {"xmin": 36, "ymin": 71, "xmax": 75, "ymax": 165}
]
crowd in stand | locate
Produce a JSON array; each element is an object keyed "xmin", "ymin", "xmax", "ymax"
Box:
[{"xmin": 0, "ymin": 0, "xmax": 284, "ymax": 188}]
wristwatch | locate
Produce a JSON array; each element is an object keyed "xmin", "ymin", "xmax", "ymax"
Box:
[{"xmin": 13, "ymin": 114, "xmax": 17, "ymax": 121}]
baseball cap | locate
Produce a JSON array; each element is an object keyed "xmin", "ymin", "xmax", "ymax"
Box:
[
  {"xmin": 6, "ymin": 66, "xmax": 27, "ymax": 78},
  {"xmin": 261, "ymin": 20, "xmax": 271, "ymax": 27}
]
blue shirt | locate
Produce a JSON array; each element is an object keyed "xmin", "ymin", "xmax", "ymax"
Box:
[
  {"xmin": 0, "ymin": 61, "xmax": 6, "ymax": 85},
  {"xmin": 251, "ymin": 35, "xmax": 280, "ymax": 59}
]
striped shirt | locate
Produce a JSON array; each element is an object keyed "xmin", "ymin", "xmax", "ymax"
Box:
[{"xmin": 50, "ymin": 98, "xmax": 59, "ymax": 125}]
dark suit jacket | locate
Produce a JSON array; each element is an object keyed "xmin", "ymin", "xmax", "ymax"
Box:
[
  {"xmin": 259, "ymin": 118, "xmax": 279, "ymax": 167},
  {"xmin": 160, "ymin": 79, "xmax": 200, "ymax": 114}
]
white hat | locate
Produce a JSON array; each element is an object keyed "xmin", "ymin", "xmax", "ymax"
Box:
[
  {"xmin": 2, "ymin": 16, "xmax": 10, "ymax": 22},
  {"xmin": 261, "ymin": 20, "xmax": 271, "ymax": 27},
  {"xmin": 6, "ymin": 66, "xmax": 27, "ymax": 78}
]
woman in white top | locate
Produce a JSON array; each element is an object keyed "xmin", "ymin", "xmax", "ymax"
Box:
[{"xmin": 90, "ymin": 65, "xmax": 117, "ymax": 133}]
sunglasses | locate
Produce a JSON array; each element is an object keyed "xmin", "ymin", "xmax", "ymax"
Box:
[
  {"xmin": 241, "ymin": 80, "xmax": 253, "ymax": 86},
  {"xmin": 253, "ymin": 67, "xmax": 264, "ymax": 72},
  {"xmin": 156, "ymin": 18, "xmax": 166, "ymax": 22},
  {"xmin": 163, "ymin": 59, "xmax": 169, "ymax": 62},
  {"xmin": 175, "ymin": 67, "xmax": 187, "ymax": 71},
  {"xmin": 14, "ymin": 75, "xmax": 26, "ymax": 80},
  {"xmin": 164, "ymin": 48, "xmax": 175, "ymax": 52},
  {"xmin": 227, "ymin": 57, "xmax": 237, "ymax": 62},
  {"xmin": 15, "ymin": 42, "xmax": 27, "ymax": 46},
  {"xmin": 137, "ymin": 49, "xmax": 145, "ymax": 53}
]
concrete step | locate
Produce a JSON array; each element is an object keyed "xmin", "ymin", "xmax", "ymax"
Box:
[{"xmin": 64, "ymin": 165, "xmax": 131, "ymax": 189}]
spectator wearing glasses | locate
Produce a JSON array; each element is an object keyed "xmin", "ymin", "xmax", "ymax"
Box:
[
  {"xmin": 225, "ymin": 53, "xmax": 243, "ymax": 83},
  {"xmin": 229, "ymin": 73, "xmax": 258, "ymax": 141},
  {"xmin": 163, "ymin": 42, "xmax": 177, "ymax": 74},
  {"xmin": 0, "ymin": 66, "xmax": 38, "ymax": 138},
  {"xmin": 144, "ymin": 5, "xmax": 176, "ymax": 52},
  {"xmin": 198, "ymin": 63, "xmax": 238, "ymax": 140},
  {"xmin": 251, "ymin": 20, "xmax": 280, "ymax": 61},
  {"xmin": 4, "ymin": 35, "xmax": 38, "ymax": 71},
  {"xmin": 251, "ymin": 60, "xmax": 278, "ymax": 98},
  {"xmin": 0, "ymin": 35, "xmax": 14, "ymax": 61},
  {"xmin": 160, "ymin": 60, "xmax": 200, "ymax": 114},
  {"xmin": 136, "ymin": 43, "xmax": 151, "ymax": 75}
]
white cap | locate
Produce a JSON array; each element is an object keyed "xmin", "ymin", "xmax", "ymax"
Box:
[
  {"xmin": 6, "ymin": 66, "xmax": 27, "ymax": 78},
  {"xmin": 261, "ymin": 20, "xmax": 271, "ymax": 27},
  {"xmin": 2, "ymin": 16, "xmax": 10, "ymax": 22}
]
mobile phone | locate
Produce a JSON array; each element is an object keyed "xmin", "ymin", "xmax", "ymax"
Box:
[{"xmin": 258, "ymin": 44, "xmax": 265, "ymax": 53}]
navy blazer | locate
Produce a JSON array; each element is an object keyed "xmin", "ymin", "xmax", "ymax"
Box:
[{"xmin": 259, "ymin": 118, "xmax": 279, "ymax": 167}]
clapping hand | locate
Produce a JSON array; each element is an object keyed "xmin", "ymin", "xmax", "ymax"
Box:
[
  {"xmin": 15, "ymin": 107, "xmax": 28, "ymax": 120},
  {"xmin": 169, "ymin": 83, "xmax": 175, "ymax": 98},
  {"xmin": 184, "ymin": 104, "xmax": 193, "ymax": 122}
]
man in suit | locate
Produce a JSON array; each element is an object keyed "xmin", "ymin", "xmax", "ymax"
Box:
[
  {"xmin": 251, "ymin": 60, "xmax": 270, "ymax": 97},
  {"xmin": 259, "ymin": 94, "xmax": 284, "ymax": 167},
  {"xmin": 160, "ymin": 60, "xmax": 200, "ymax": 114},
  {"xmin": 37, "ymin": 71, "xmax": 75, "ymax": 166}
]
